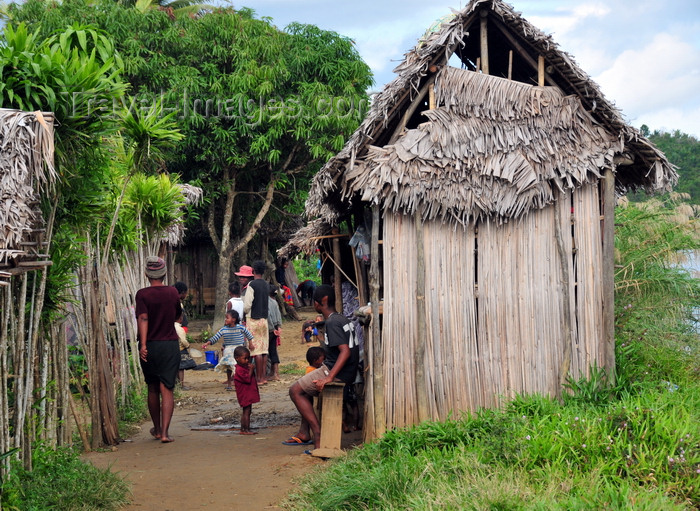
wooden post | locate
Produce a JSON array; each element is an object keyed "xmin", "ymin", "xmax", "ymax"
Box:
[
  {"xmin": 370, "ymin": 206, "xmax": 385, "ymax": 436},
  {"xmin": 602, "ymin": 167, "xmax": 616, "ymax": 383},
  {"xmin": 538, "ymin": 55, "xmax": 545, "ymax": 86},
  {"xmin": 311, "ymin": 382, "xmax": 346, "ymax": 458},
  {"xmin": 480, "ymin": 10, "xmax": 489, "ymax": 75},
  {"xmin": 508, "ymin": 50, "xmax": 513, "ymax": 80},
  {"xmin": 331, "ymin": 228, "xmax": 343, "ymax": 310},
  {"xmin": 414, "ymin": 212, "xmax": 430, "ymax": 422}
]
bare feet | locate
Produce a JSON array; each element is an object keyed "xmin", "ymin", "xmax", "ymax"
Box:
[
  {"xmin": 161, "ymin": 436, "xmax": 174, "ymax": 443},
  {"xmin": 240, "ymin": 430, "xmax": 257, "ymax": 435},
  {"xmin": 149, "ymin": 427, "xmax": 160, "ymax": 440}
]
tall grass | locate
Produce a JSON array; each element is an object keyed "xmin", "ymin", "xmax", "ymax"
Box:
[
  {"xmin": 284, "ymin": 198, "xmax": 700, "ymax": 510},
  {"xmin": 0, "ymin": 445, "xmax": 130, "ymax": 510},
  {"xmin": 1, "ymin": 383, "xmax": 146, "ymax": 510}
]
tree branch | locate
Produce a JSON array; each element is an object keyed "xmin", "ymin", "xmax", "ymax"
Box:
[{"xmin": 230, "ymin": 177, "xmax": 277, "ymax": 256}]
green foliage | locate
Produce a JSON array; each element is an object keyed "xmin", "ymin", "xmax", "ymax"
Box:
[
  {"xmin": 0, "ymin": 22, "xmax": 126, "ymax": 168},
  {"xmin": 293, "ymin": 256, "xmax": 320, "ymax": 284},
  {"xmin": 117, "ymin": 384, "xmax": 148, "ymax": 436},
  {"xmin": 562, "ymin": 364, "xmax": 614, "ymax": 405},
  {"xmin": 124, "ymin": 173, "xmax": 186, "ymax": 234},
  {"xmin": 643, "ymin": 127, "xmax": 700, "ymax": 204},
  {"xmin": 8, "ymin": 0, "xmax": 373, "ymax": 254},
  {"xmin": 280, "ymin": 363, "xmax": 304, "ymax": 375},
  {"xmin": 0, "ymin": 445, "xmax": 130, "ymax": 510},
  {"xmin": 614, "ymin": 197, "xmax": 700, "ymax": 390}
]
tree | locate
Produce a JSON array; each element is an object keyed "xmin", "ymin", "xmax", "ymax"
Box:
[
  {"xmin": 644, "ymin": 127, "xmax": 700, "ymax": 204},
  {"xmin": 9, "ymin": 0, "xmax": 374, "ymax": 324}
]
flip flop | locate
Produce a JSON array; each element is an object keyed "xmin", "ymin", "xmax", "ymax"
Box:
[
  {"xmin": 282, "ymin": 436, "xmax": 313, "ymax": 445},
  {"xmin": 225, "ymin": 386, "xmax": 233, "ymax": 391}
]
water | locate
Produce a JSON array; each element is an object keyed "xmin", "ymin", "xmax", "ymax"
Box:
[{"xmin": 684, "ymin": 251, "xmax": 699, "ymax": 332}]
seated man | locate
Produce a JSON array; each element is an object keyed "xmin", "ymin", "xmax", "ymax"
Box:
[{"xmin": 285, "ymin": 284, "xmax": 359, "ymax": 449}]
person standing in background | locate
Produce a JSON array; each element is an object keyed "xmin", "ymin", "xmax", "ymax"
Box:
[
  {"xmin": 135, "ymin": 256, "xmax": 182, "ymax": 443},
  {"xmin": 226, "ymin": 280, "xmax": 245, "ymax": 321},
  {"xmin": 243, "ymin": 260, "xmax": 269, "ymax": 385},
  {"xmin": 267, "ymin": 284, "xmax": 282, "ymax": 381},
  {"xmin": 173, "ymin": 281, "xmax": 189, "ymax": 333}
]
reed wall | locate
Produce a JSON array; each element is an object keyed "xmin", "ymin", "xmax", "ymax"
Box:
[{"xmin": 380, "ymin": 183, "xmax": 604, "ymax": 428}]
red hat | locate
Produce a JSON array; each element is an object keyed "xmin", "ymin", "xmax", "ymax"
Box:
[{"xmin": 234, "ymin": 265, "xmax": 254, "ymax": 277}]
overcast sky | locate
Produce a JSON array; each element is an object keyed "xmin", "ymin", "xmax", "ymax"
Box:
[{"xmin": 237, "ymin": 0, "xmax": 700, "ymax": 137}]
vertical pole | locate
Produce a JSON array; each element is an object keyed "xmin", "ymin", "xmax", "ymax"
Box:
[
  {"xmin": 480, "ymin": 10, "xmax": 489, "ymax": 75},
  {"xmin": 507, "ymin": 50, "xmax": 513, "ymax": 80},
  {"xmin": 602, "ymin": 167, "xmax": 616, "ymax": 383},
  {"xmin": 538, "ymin": 56, "xmax": 545, "ymax": 86},
  {"xmin": 331, "ymin": 228, "xmax": 343, "ymax": 311},
  {"xmin": 414, "ymin": 212, "xmax": 430, "ymax": 422},
  {"xmin": 370, "ymin": 206, "xmax": 385, "ymax": 436}
]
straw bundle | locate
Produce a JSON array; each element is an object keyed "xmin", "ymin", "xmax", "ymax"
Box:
[{"xmin": 0, "ymin": 109, "xmax": 56, "ymax": 262}]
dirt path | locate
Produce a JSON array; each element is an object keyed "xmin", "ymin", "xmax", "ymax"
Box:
[{"xmin": 85, "ymin": 308, "xmax": 362, "ymax": 510}]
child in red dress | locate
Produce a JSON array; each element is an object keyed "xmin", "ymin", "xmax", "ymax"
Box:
[{"xmin": 232, "ymin": 346, "xmax": 260, "ymax": 435}]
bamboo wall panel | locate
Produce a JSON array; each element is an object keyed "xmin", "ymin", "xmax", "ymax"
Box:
[
  {"xmin": 571, "ymin": 184, "xmax": 605, "ymax": 375},
  {"xmin": 381, "ymin": 185, "xmax": 605, "ymax": 428},
  {"xmin": 477, "ymin": 202, "xmax": 567, "ymax": 401},
  {"xmin": 382, "ymin": 212, "xmax": 419, "ymax": 428},
  {"xmin": 423, "ymin": 220, "xmax": 479, "ymax": 416}
]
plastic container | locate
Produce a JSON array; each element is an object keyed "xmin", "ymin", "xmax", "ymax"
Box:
[{"xmin": 205, "ymin": 351, "xmax": 218, "ymax": 365}]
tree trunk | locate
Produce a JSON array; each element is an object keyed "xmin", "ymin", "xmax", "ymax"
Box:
[
  {"xmin": 210, "ymin": 173, "xmax": 237, "ymax": 328},
  {"xmin": 210, "ymin": 175, "xmax": 278, "ymax": 327}
]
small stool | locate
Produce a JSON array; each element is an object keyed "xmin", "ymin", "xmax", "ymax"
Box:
[{"xmin": 310, "ymin": 381, "xmax": 345, "ymax": 458}]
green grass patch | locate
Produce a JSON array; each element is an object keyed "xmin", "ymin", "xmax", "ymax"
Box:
[
  {"xmin": 1, "ymin": 445, "xmax": 130, "ymax": 511},
  {"xmin": 280, "ymin": 363, "xmax": 305, "ymax": 375}
]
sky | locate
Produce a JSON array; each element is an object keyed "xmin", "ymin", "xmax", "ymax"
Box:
[{"xmin": 236, "ymin": 0, "xmax": 700, "ymax": 138}]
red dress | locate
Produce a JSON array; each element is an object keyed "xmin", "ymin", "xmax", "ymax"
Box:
[{"xmin": 233, "ymin": 364, "xmax": 260, "ymax": 407}]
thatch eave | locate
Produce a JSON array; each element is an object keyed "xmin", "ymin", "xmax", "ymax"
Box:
[{"xmin": 278, "ymin": 218, "xmax": 334, "ymax": 259}]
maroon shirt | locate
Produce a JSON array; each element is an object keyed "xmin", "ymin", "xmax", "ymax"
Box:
[{"xmin": 134, "ymin": 285, "xmax": 182, "ymax": 342}]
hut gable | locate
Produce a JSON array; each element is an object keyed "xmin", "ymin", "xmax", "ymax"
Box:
[
  {"xmin": 303, "ymin": 0, "xmax": 676, "ymax": 231},
  {"xmin": 343, "ymin": 67, "xmax": 617, "ymax": 223},
  {"xmin": 0, "ymin": 109, "xmax": 55, "ymax": 277}
]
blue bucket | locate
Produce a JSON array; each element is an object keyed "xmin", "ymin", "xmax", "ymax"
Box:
[{"xmin": 205, "ymin": 351, "xmax": 218, "ymax": 365}]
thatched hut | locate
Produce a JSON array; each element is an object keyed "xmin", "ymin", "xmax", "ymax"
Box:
[
  {"xmin": 281, "ymin": 0, "xmax": 676, "ymax": 437},
  {"xmin": 0, "ymin": 109, "xmax": 55, "ymax": 282}
]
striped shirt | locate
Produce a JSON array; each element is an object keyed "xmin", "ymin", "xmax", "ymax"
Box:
[{"xmin": 206, "ymin": 325, "xmax": 253, "ymax": 348}]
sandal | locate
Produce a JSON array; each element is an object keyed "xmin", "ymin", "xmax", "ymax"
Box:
[
  {"xmin": 282, "ymin": 436, "xmax": 313, "ymax": 445},
  {"xmin": 225, "ymin": 386, "xmax": 233, "ymax": 391}
]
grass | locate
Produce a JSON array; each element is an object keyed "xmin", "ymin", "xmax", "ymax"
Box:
[
  {"xmin": 0, "ymin": 445, "xmax": 130, "ymax": 511},
  {"xmin": 283, "ymin": 199, "xmax": 700, "ymax": 510},
  {"xmin": 280, "ymin": 363, "xmax": 305, "ymax": 375}
]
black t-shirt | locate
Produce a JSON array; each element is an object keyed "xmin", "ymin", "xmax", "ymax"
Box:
[{"xmin": 322, "ymin": 312, "xmax": 359, "ymax": 384}]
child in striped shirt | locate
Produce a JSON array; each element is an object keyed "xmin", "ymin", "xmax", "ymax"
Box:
[{"xmin": 201, "ymin": 310, "xmax": 253, "ymax": 390}]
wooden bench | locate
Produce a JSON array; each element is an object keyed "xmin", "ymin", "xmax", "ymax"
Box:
[{"xmin": 311, "ymin": 381, "xmax": 346, "ymax": 458}]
